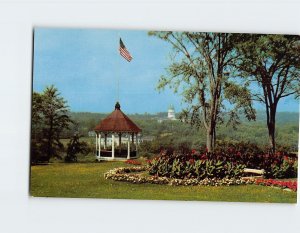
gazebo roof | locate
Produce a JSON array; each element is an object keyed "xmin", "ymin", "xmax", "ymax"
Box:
[{"xmin": 94, "ymin": 102, "xmax": 141, "ymax": 133}]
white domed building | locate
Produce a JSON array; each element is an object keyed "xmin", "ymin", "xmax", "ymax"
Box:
[{"xmin": 167, "ymin": 104, "xmax": 176, "ymax": 120}]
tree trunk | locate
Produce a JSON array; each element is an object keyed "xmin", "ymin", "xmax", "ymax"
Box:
[
  {"xmin": 213, "ymin": 127, "xmax": 216, "ymax": 149},
  {"xmin": 267, "ymin": 102, "xmax": 277, "ymax": 153},
  {"xmin": 268, "ymin": 122, "xmax": 275, "ymax": 153},
  {"xmin": 46, "ymin": 118, "xmax": 53, "ymax": 161},
  {"xmin": 206, "ymin": 128, "xmax": 214, "ymax": 152},
  {"xmin": 267, "ymin": 107, "xmax": 276, "ymax": 153}
]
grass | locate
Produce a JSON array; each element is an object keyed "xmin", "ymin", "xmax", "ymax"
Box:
[{"xmin": 30, "ymin": 162, "xmax": 297, "ymax": 203}]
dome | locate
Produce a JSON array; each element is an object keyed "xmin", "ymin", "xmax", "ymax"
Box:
[{"xmin": 168, "ymin": 104, "xmax": 175, "ymax": 111}]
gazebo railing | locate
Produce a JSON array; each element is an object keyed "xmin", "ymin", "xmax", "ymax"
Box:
[{"xmin": 96, "ymin": 150, "xmax": 137, "ymax": 158}]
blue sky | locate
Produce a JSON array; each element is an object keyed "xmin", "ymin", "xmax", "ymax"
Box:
[{"xmin": 33, "ymin": 28, "xmax": 299, "ymax": 114}]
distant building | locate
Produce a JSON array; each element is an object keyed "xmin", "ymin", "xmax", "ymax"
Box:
[
  {"xmin": 157, "ymin": 104, "xmax": 177, "ymax": 123},
  {"xmin": 167, "ymin": 104, "xmax": 176, "ymax": 120}
]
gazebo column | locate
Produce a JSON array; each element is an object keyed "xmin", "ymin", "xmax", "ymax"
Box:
[
  {"xmin": 112, "ymin": 134, "xmax": 115, "ymax": 159},
  {"xmin": 95, "ymin": 133, "xmax": 98, "ymax": 159},
  {"xmin": 127, "ymin": 134, "xmax": 130, "ymax": 159},
  {"xmin": 136, "ymin": 133, "xmax": 138, "ymax": 157},
  {"xmin": 104, "ymin": 133, "xmax": 107, "ymax": 149},
  {"xmin": 98, "ymin": 133, "xmax": 101, "ymax": 158},
  {"xmin": 118, "ymin": 133, "xmax": 122, "ymax": 156}
]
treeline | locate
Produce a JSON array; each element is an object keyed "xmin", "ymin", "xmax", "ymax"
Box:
[{"xmin": 63, "ymin": 111, "xmax": 299, "ymax": 151}]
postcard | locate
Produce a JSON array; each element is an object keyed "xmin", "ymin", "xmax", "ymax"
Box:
[{"xmin": 30, "ymin": 28, "xmax": 299, "ymax": 203}]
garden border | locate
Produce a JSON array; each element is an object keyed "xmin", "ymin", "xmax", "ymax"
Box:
[{"xmin": 104, "ymin": 166, "xmax": 256, "ymax": 186}]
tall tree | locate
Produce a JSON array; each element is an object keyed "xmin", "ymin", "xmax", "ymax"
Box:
[
  {"xmin": 236, "ymin": 34, "xmax": 300, "ymax": 152},
  {"xmin": 149, "ymin": 31, "xmax": 255, "ymax": 152},
  {"xmin": 31, "ymin": 92, "xmax": 44, "ymax": 140},
  {"xmin": 31, "ymin": 92, "xmax": 44, "ymax": 162},
  {"xmin": 31, "ymin": 85, "xmax": 73, "ymax": 162}
]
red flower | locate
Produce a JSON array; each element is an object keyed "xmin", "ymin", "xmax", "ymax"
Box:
[
  {"xmin": 189, "ymin": 159, "xmax": 195, "ymax": 164},
  {"xmin": 255, "ymin": 178, "xmax": 297, "ymax": 192},
  {"xmin": 125, "ymin": 160, "xmax": 142, "ymax": 165},
  {"xmin": 201, "ymin": 154, "xmax": 207, "ymax": 160},
  {"xmin": 191, "ymin": 149, "xmax": 197, "ymax": 155}
]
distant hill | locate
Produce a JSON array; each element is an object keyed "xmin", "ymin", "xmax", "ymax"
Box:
[
  {"xmin": 242, "ymin": 111, "xmax": 299, "ymax": 124},
  {"xmin": 70, "ymin": 110, "xmax": 299, "ymax": 123}
]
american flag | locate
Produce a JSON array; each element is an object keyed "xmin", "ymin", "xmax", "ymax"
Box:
[{"xmin": 119, "ymin": 38, "xmax": 133, "ymax": 62}]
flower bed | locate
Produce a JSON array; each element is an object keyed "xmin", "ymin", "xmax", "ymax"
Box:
[
  {"xmin": 105, "ymin": 166, "xmax": 297, "ymax": 192},
  {"xmin": 147, "ymin": 153, "xmax": 246, "ymax": 180},
  {"xmin": 147, "ymin": 148, "xmax": 297, "ymax": 179},
  {"xmin": 104, "ymin": 166, "xmax": 255, "ymax": 186},
  {"xmin": 255, "ymin": 179, "xmax": 297, "ymax": 192}
]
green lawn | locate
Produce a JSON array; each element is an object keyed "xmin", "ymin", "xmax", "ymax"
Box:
[{"xmin": 30, "ymin": 162, "xmax": 297, "ymax": 203}]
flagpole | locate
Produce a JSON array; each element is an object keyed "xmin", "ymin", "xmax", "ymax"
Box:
[
  {"xmin": 117, "ymin": 31, "xmax": 120, "ymax": 103},
  {"xmin": 117, "ymin": 33, "xmax": 132, "ymax": 104}
]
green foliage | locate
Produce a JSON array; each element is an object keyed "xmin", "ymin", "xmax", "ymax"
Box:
[
  {"xmin": 149, "ymin": 31, "xmax": 257, "ymax": 151},
  {"xmin": 136, "ymin": 116, "xmax": 298, "ymax": 156},
  {"xmin": 268, "ymin": 158, "xmax": 298, "ymax": 179},
  {"xmin": 147, "ymin": 143, "xmax": 298, "ymax": 179},
  {"xmin": 224, "ymin": 81, "xmax": 256, "ymax": 126},
  {"xmin": 61, "ymin": 112, "xmax": 107, "ymax": 138},
  {"xmin": 147, "ymin": 155, "xmax": 246, "ymax": 180},
  {"xmin": 31, "ymin": 85, "xmax": 73, "ymax": 163},
  {"xmin": 65, "ymin": 134, "xmax": 90, "ymax": 162},
  {"xmin": 149, "ymin": 32, "xmax": 299, "ymax": 152},
  {"xmin": 236, "ymin": 34, "xmax": 300, "ymax": 152},
  {"xmin": 56, "ymin": 110, "xmax": 298, "ymax": 153}
]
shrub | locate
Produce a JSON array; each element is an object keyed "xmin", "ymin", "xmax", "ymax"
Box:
[
  {"xmin": 267, "ymin": 156, "xmax": 298, "ymax": 179},
  {"xmin": 147, "ymin": 152, "xmax": 246, "ymax": 180}
]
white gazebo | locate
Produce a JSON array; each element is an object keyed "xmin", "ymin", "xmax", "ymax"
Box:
[{"xmin": 94, "ymin": 102, "xmax": 142, "ymax": 161}]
